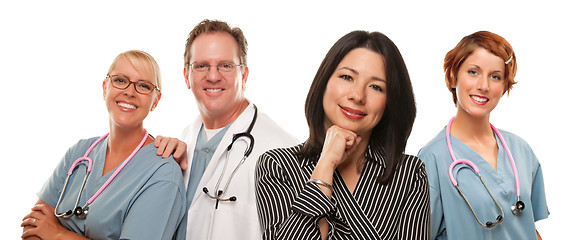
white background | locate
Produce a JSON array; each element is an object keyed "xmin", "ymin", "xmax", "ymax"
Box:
[{"xmin": 1, "ymin": 0, "xmax": 559, "ymax": 238}]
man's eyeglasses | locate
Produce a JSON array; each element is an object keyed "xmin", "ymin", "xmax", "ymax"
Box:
[
  {"xmin": 189, "ymin": 62, "xmax": 243, "ymax": 74},
  {"xmin": 106, "ymin": 75, "xmax": 160, "ymax": 94}
]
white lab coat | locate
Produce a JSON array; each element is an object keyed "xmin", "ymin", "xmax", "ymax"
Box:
[{"xmin": 181, "ymin": 102, "xmax": 298, "ymax": 240}]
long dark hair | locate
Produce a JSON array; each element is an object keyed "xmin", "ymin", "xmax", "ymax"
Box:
[{"xmin": 298, "ymin": 31, "xmax": 416, "ymax": 184}]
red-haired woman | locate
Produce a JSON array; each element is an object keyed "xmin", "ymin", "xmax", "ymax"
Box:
[{"xmin": 418, "ymin": 31, "xmax": 549, "ymax": 240}]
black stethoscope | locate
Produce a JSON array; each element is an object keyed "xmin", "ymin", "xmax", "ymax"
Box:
[{"xmin": 202, "ymin": 105, "xmax": 257, "ymax": 208}]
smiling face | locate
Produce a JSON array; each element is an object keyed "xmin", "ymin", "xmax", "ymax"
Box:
[
  {"xmin": 455, "ymin": 47, "xmax": 506, "ymax": 119},
  {"xmin": 103, "ymin": 57, "xmax": 160, "ymax": 129},
  {"xmin": 184, "ymin": 31, "xmax": 248, "ymax": 126},
  {"xmin": 322, "ymin": 48, "xmax": 387, "ymax": 137}
]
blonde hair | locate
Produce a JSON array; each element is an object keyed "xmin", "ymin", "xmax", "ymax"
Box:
[{"xmin": 107, "ymin": 50, "xmax": 162, "ymax": 91}]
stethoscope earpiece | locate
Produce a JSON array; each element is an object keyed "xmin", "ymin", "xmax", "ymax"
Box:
[{"xmin": 485, "ymin": 215, "xmax": 504, "ymax": 228}]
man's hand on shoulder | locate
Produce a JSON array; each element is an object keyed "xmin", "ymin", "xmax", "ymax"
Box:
[{"xmin": 154, "ymin": 136, "xmax": 188, "ymax": 170}]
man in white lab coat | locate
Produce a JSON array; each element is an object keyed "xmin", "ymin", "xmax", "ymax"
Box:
[{"xmin": 157, "ymin": 19, "xmax": 297, "ymax": 240}]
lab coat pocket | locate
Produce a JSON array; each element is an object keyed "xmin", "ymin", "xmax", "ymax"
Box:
[{"xmin": 210, "ymin": 202, "xmax": 261, "ymax": 240}]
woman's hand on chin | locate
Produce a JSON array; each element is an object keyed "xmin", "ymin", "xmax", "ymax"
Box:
[
  {"xmin": 310, "ymin": 125, "xmax": 362, "ymax": 199},
  {"xmin": 319, "ymin": 125, "xmax": 362, "ymax": 169}
]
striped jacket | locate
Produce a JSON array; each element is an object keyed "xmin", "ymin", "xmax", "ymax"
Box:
[{"xmin": 256, "ymin": 144, "xmax": 430, "ymax": 240}]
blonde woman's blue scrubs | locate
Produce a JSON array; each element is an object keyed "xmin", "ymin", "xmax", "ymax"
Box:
[
  {"xmin": 38, "ymin": 137, "xmax": 187, "ymax": 240},
  {"xmin": 418, "ymin": 128, "xmax": 549, "ymax": 240}
]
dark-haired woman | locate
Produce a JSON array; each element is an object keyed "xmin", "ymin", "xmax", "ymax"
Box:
[{"xmin": 256, "ymin": 31, "xmax": 429, "ymax": 239}]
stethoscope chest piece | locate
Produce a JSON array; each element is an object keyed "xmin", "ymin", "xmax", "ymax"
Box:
[
  {"xmin": 511, "ymin": 200, "xmax": 525, "ymax": 215},
  {"xmin": 74, "ymin": 205, "xmax": 89, "ymax": 219}
]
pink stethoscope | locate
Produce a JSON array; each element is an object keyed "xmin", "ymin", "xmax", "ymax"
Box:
[
  {"xmin": 446, "ymin": 117, "xmax": 525, "ymax": 228},
  {"xmin": 54, "ymin": 129, "xmax": 148, "ymax": 219}
]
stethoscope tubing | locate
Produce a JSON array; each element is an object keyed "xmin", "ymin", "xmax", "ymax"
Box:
[
  {"xmin": 203, "ymin": 105, "xmax": 257, "ymax": 201},
  {"xmin": 446, "ymin": 118, "xmax": 480, "ymax": 186},
  {"xmin": 87, "ymin": 130, "xmax": 148, "ymax": 205},
  {"xmin": 66, "ymin": 133, "xmax": 109, "ymax": 175},
  {"xmin": 446, "ymin": 117, "xmax": 521, "ymax": 201},
  {"xmin": 55, "ymin": 130, "xmax": 148, "ymax": 218},
  {"xmin": 489, "ymin": 123, "xmax": 521, "ymax": 197}
]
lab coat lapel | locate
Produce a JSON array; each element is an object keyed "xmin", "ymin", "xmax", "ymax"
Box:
[
  {"xmin": 183, "ymin": 116, "xmax": 202, "ymax": 192},
  {"xmin": 190, "ymin": 104, "xmax": 255, "ymax": 206}
]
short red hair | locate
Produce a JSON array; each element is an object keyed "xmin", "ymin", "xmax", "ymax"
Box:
[{"xmin": 444, "ymin": 31, "xmax": 517, "ymax": 104}]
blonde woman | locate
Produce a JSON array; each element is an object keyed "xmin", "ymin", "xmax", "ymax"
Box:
[{"xmin": 21, "ymin": 50, "xmax": 186, "ymax": 240}]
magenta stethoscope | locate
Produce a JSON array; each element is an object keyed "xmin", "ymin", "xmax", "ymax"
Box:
[
  {"xmin": 446, "ymin": 117, "xmax": 525, "ymax": 228},
  {"xmin": 54, "ymin": 129, "xmax": 148, "ymax": 219}
]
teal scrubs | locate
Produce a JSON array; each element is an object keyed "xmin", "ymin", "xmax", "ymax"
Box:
[
  {"xmin": 418, "ymin": 128, "xmax": 549, "ymax": 240},
  {"xmin": 38, "ymin": 136, "xmax": 186, "ymax": 240},
  {"xmin": 186, "ymin": 123, "xmax": 231, "ymax": 210}
]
